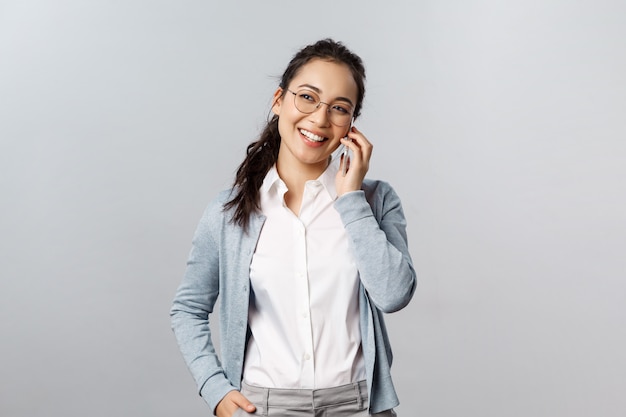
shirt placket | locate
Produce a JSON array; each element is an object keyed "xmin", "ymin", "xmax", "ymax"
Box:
[{"xmin": 292, "ymin": 184, "xmax": 317, "ymax": 387}]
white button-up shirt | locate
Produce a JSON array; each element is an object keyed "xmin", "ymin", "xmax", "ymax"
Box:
[{"xmin": 243, "ymin": 162, "xmax": 366, "ymax": 389}]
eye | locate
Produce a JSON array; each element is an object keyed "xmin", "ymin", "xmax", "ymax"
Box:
[
  {"xmin": 299, "ymin": 92, "xmax": 317, "ymax": 102},
  {"xmin": 331, "ymin": 104, "xmax": 351, "ymax": 115}
]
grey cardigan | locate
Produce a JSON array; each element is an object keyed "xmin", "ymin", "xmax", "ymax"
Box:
[{"xmin": 170, "ymin": 179, "xmax": 416, "ymax": 414}]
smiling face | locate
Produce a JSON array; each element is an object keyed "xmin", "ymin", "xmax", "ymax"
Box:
[{"xmin": 272, "ymin": 58, "xmax": 358, "ymax": 178}]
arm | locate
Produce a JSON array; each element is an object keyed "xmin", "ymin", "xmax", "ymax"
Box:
[
  {"xmin": 334, "ymin": 182, "xmax": 416, "ymax": 313},
  {"xmin": 335, "ymin": 127, "xmax": 416, "ymax": 313},
  {"xmin": 169, "ymin": 201, "xmax": 236, "ymax": 413}
]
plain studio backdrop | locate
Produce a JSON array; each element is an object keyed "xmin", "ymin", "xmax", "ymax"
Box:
[{"xmin": 1, "ymin": 1, "xmax": 625, "ymax": 416}]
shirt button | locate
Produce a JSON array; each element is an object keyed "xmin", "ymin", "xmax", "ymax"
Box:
[
  {"xmin": 303, "ymin": 353, "xmax": 311, "ymax": 361},
  {"xmin": 301, "ymin": 311, "xmax": 308, "ymax": 318}
]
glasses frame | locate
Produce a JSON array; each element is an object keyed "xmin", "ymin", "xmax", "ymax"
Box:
[{"xmin": 286, "ymin": 89, "xmax": 354, "ymax": 127}]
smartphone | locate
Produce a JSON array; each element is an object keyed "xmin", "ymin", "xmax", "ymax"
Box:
[{"xmin": 341, "ymin": 121, "xmax": 353, "ymax": 177}]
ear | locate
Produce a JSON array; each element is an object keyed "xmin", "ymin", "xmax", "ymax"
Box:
[{"xmin": 271, "ymin": 87, "xmax": 284, "ymax": 116}]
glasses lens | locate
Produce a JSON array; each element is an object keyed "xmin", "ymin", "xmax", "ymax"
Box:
[
  {"xmin": 293, "ymin": 89, "xmax": 353, "ymax": 127},
  {"xmin": 328, "ymin": 105, "xmax": 353, "ymax": 127},
  {"xmin": 293, "ymin": 90, "xmax": 319, "ymax": 113}
]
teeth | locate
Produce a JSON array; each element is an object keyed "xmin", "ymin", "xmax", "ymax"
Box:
[{"xmin": 300, "ymin": 129, "xmax": 326, "ymax": 142}]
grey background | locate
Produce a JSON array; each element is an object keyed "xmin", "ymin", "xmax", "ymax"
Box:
[{"xmin": 1, "ymin": 1, "xmax": 625, "ymax": 416}]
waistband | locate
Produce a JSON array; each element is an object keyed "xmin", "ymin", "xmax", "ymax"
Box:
[{"xmin": 241, "ymin": 380, "xmax": 368, "ymax": 411}]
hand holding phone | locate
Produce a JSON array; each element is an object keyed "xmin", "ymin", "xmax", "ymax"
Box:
[{"xmin": 335, "ymin": 125, "xmax": 372, "ymax": 197}]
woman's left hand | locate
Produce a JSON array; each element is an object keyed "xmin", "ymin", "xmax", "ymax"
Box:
[{"xmin": 335, "ymin": 126, "xmax": 372, "ymax": 196}]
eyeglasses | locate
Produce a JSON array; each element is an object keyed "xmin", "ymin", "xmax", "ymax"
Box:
[{"xmin": 287, "ymin": 89, "xmax": 354, "ymax": 127}]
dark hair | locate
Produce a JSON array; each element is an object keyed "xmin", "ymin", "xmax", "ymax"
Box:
[{"xmin": 223, "ymin": 38, "xmax": 366, "ymax": 230}]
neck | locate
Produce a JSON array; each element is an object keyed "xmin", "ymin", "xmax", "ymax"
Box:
[
  {"xmin": 276, "ymin": 151, "xmax": 329, "ymax": 197},
  {"xmin": 277, "ymin": 155, "xmax": 326, "ymax": 217}
]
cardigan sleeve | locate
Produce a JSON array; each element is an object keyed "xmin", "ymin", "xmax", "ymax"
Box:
[
  {"xmin": 170, "ymin": 198, "xmax": 236, "ymax": 413},
  {"xmin": 334, "ymin": 181, "xmax": 416, "ymax": 313}
]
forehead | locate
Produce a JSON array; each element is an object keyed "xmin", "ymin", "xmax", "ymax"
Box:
[{"xmin": 290, "ymin": 59, "xmax": 358, "ymax": 101}]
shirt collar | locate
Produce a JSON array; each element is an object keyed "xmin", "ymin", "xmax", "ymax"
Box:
[
  {"xmin": 260, "ymin": 165, "xmax": 283, "ymax": 194},
  {"xmin": 260, "ymin": 161, "xmax": 340, "ymax": 200}
]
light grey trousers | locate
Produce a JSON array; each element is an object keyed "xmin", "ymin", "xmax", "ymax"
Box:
[{"xmin": 232, "ymin": 381, "xmax": 397, "ymax": 417}]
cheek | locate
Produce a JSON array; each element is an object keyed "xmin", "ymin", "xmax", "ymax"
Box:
[
  {"xmin": 337, "ymin": 125, "xmax": 350, "ymax": 139},
  {"xmin": 276, "ymin": 115, "xmax": 295, "ymax": 140},
  {"xmin": 278, "ymin": 106, "xmax": 304, "ymax": 130}
]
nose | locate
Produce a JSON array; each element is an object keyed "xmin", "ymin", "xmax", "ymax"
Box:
[{"xmin": 309, "ymin": 102, "xmax": 332, "ymax": 126}]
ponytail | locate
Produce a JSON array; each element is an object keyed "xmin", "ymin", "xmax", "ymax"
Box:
[{"xmin": 223, "ymin": 115, "xmax": 280, "ymax": 231}]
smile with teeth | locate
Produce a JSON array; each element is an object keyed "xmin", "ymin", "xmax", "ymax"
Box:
[{"xmin": 299, "ymin": 128, "xmax": 328, "ymax": 142}]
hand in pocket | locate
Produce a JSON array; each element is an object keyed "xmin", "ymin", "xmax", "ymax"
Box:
[{"xmin": 216, "ymin": 390, "xmax": 256, "ymax": 417}]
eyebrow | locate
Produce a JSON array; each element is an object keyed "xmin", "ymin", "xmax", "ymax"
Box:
[{"xmin": 296, "ymin": 83, "xmax": 355, "ymax": 107}]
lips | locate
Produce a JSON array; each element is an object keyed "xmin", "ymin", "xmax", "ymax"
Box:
[{"xmin": 299, "ymin": 128, "xmax": 328, "ymax": 143}]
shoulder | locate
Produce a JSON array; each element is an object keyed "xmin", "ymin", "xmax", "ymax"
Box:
[
  {"xmin": 362, "ymin": 179, "xmax": 401, "ymax": 203},
  {"xmin": 197, "ymin": 188, "xmax": 236, "ymax": 226},
  {"xmin": 213, "ymin": 188, "xmax": 237, "ymax": 207},
  {"xmin": 206, "ymin": 187, "xmax": 239, "ymax": 211},
  {"xmin": 361, "ymin": 179, "xmax": 404, "ymax": 218},
  {"xmin": 199, "ymin": 187, "xmax": 264, "ymax": 233},
  {"xmin": 362, "ymin": 179, "xmax": 394, "ymax": 194}
]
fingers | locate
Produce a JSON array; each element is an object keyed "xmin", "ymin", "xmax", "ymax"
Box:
[
  {"xmin": 342, "ymin": 126, "xmax": 373, "ymax": 165},
  {"xmin": 335, "ymin": 126, "xmax": 373, "ymax": 196},
  {"xmin": 232, "ymin": 391, "xmax": 256, "ymax": 413},
  {"xmin": 215, "ymin": 390, "xmax": 256, "ymax": 417}
]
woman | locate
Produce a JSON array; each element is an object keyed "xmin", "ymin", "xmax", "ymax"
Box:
[{"xmin": 171, "ymin": 38, "xmax": 416, "ymax": 417}]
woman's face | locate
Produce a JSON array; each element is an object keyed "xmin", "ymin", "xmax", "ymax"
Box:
[{"xmin": 272, "ymin": 59, "xmax": 358, "ymax": 176}]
